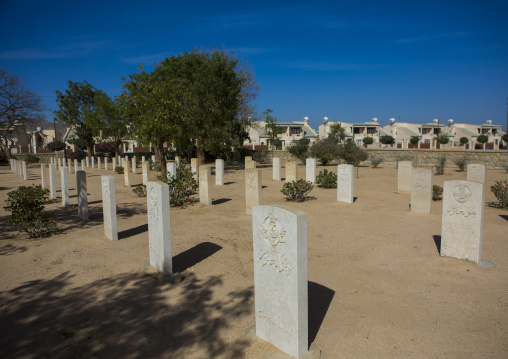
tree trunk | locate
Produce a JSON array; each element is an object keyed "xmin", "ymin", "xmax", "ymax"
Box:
[
  {"xmin": 196, "ymin": 134, "xmax": 206, "ymax": 165},
  {"xmin": 155, "ymin": 138, "xmax": 166, "ymax": 174}
]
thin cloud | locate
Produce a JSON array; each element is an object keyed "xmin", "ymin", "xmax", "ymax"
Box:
[
  {"xmin": 120, "ymin": 53, "xmax": 168, "ymax": 65},
  {"xmin": 396, "ymin": 32, "xmax": 468, "ymax": 43},
  {"xmin": 288, "ymin": 61, "xmax": 390, "ymax": 71},
  {"xmin": 0, "ymin": 40, "xmax": 109, "ymax": 60}
]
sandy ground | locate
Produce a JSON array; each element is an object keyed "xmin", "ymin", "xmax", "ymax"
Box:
[{"xmin": 0, "ymin": 161, "xmax": 507, "ymax": 359}]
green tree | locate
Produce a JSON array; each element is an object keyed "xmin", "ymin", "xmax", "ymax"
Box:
[
  {"xmin": 46, "ymin": 140, "xmax": 66, "ymax": 151},
  {"xmin": 380, "ymin": 135, "xmax": 395, "ymax": 146},
  {"xmin": 288, "ymin": 138, "xmax": 310, "ymax": 163},
  {"xmin": 55, "ymin": 81, "xmax": 104, "ymax": 157},
  {"xmin": 362, "ymin": 137, "xmax": 373, "ymax": 145},
  {"xmin": 309, "ymin": 138, "xmax": 341, "ymax": 165},
  {"xmin": 477, "ymin": 134, "xmax": 489, "ymax": 144},
  {"xmin": 263, "ymin": 109, "xmax": 283, "ymax": 151},
  {"xmin": 328, "ymin": 123, "xmax": 347, "ymax": 144},
  {"xmin": 460, "ymin": 137, "xmax": 469, "ymax": 145},
  {"xmin": 502, "ymin": 134, "xmax": 507, "ymax": 143},
  {"xmin": 410, "ymin": 136, "xmax": 419, "ymax": 144},
  {"xmin": 437, "ymin": 133, "xmax": 449, "ymax": 144},
  {"xmin": 93, "ymin": 92, "xmax": 127, "ymax": 154},
  {"xmin": 339, "ymin": 142, "xmax": 368, "ymax": 166}
]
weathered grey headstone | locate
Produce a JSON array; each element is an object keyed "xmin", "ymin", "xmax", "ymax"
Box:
[
  {"xmin": 167, "ymin": 162, "xmax": 177, "ymax": 181},
  {"xmin": 246, "ymin": 160, "xmax": 257, "ymax": 169},
  {"xmin": 245, "ymin": 156, "xmax": 252, "ymax": 162},
  {"xmin": 467, "ymin": 164, "xmax": 486, "ymax": 185},
  {"xmin": 252, "ymin": 204, "xmax": 308, "ymax": 358},
  {"xmin": 410, "ymin": 168, "xmax": 433, "ymax": 213},
  {"xmin": 398, "ymin": 161, "xmax": 412, "ymax": 193},
  {"xmin": 49, "ymin": 164, "xmax": 57, "ymax": 199},
  {"xmin": 215, "ymin": 159, "xmax": 224, "ymax": 185},
  {"xmin": 104, "ymin": 157, "xmax": 109, "ymax": 170},
  {"xmin": 285, "ymin": 162, "xmax": 297, "ymax": 182},
  {"xmin": 124, "ymin": 160, "xmax": 131, "ymax": 187},
  {"xmin": 74, "ymin": 159, "xmax": 79, "ymax": 173},
  {"xmin": 337, "ymin": 164, "xmax": 354, "ymax": 203},
  {"xmin": 98, "ymin": 157, "xmax": 102, "ymax": 170},
  {"xmin": 81, "ymin": 159, "xmax": 85, "ymax": 171},
  {"xmin": 306, "ymin": 158, "xmax": 316, "ymax": 183},
  {"xmin": 131, "ymin": 157, "xmax": 136, "ymax": 174},
  {"xmin": 58, "ymin": 157, "xmax": 62, "ymax": 170},
  {"xmin": 67, "ymin": 159, "xmax": 72, "ymax": 173},
  {"xmin": 191, "ymin": 158, "xmax": 198, "ymax": 181},
  {"xmin": 86, "ymin": 156, "xmax": 90, "ymax": 167},
  {"xmin": 22, "ymin": 161, "xmax": 27, "ymax": 180},
  {"xmin": 92, "ymin": 157, "xmax": 95, "ymax": 168},
  {"xmin": 273, "ymin": 157, "xmax": 282, "ymax": 181},
  {"xmin": 199, "ymin": 165, "xmax": 212, "ymax": 205},
  {"xmin": 147, "ymin": 181, "xmax": 172, "ymax": 274},
  {"xmin": 76, "ymin": 171, "xmax": 88, "ymax": 222},
  {"xmin": 441, "ymin": 180, "xmax": 484, "ymax": 263},
  {"xmin": 112, "ymin": 157, "xmax": 117, "ymax": 171},
  {"xmin": 142, "ymin": 161, "xmax": 150, "ymax": 185},
  {"xmin": 61, "ymin": 168, "xmax": 69, "ymax": 207},
  {"xmin": 245, "ymin": 168, "xmax": 262, "ymax": 215},
  {"xmin": 101, "ymin": 175, "xmax": 118, "ymax": 241}
]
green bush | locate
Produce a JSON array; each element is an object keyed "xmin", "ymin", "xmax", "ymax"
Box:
[
  {"xmin": 490, "ymin": 180, "xmax": 508, "ymax": 208},
  {"xmin": 309, "ymin": 139, "xmax": 341, "ymax": 165},
  {"xmin": 132, "ymin": 185, "xmax": 147, "ymax": 197},
  {"xmin": 432, "ymin": 185, "xmax": 443, "ymax": 200},
  {"xmin": 437, "ymin": 133, "xmax": 449, "ymax": 144},
  {"xmin": 435, "ymin": 155, "xmax": 446, "ymax": 175},
  {"xmin": 47, "ymin": 141, "xmax": 67, "ymax": 151},
  {"xmin": 460, "ymin": 137, "xmax": 469, "ymax": 145},
  {"xmin": 157, "ymin": 163, "xmax": 198, "ymax": 207},
  {"xmin": 338, "ymin": 142, "xmax": 368, "ymax": 166},
  {"xmin": 362, "ymin": 137, "xmax": 373, "ymax": 145},
  {"xmin": 380, "ymin": 135, "xmax": 395, "ymax": 146},
  {"xmin": 477, "ymin": 134, "xmax": 489, "ymax": 144},
  {"xmin": 503, "ymin": 134, "xmax": 507, "ymax": 143},
  {"xmin": 281, "ymin": 179, "xmax": 313, "ymax": 202},
  {"xmin": 3, "ymin": 185, "xmax": 58, "ymax": 238},
  {"xmin": 410, "ymin": 136, "xmax": 419, "ymax": 145},
  {"xmin": 370, "ymin": 156, "xmax": 384, "ymax": 168},
  {"xmin": 115, "ymin": 165, "xmax": 124, "ymax": 174},
  {"xmin": 315, "ymin": 169, "xmax": 337, "ymax": 188},
  {"xmin": 453, "ymin": 155, "xmax": 468, "ymax": 171},
  {"xmin": 24, "ymin": 154, "xmax": 39, "ymax": 164},
  {"xmin": 287, "ymin": 138, "xmax": 310, "ymax": 164}
]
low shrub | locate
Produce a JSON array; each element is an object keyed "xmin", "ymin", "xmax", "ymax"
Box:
[
  {"xmin": 490, "ymin": 180, "xmax": 508, "ymax": 208},
  {"xmin": 67, "ymin": 151, "xmax": 86, "ymax": 161},
  {"xmin": 370, "ymin": 156, "xmax": 384, "ymax": 168},
  {"xmin": 3, "ymin": 185, "xmax": 58, "ymax": 238},
  {"xmin": 460, "ymin": 137, "xmax": 469, "ymax": 145},
  {"xmin": 47, "ymin": 141, "xmax": 66, "ymax": 152},
  {"xmin": 24, "ymin": 154, "xmax": 40, "ymax": 164},
  {"xmin": 432, "ymin": 185, "xmax": 443, "ymax": 200},
  {"xmin": 309, "ymin": 139, "xmax": 341, "ymax": 165},
  {"xmin": 115, "ymin": 166, "xmax": 124, "ymax": 174},
  {"xmin": 281, "ymin": 179, "xmax": 313, "ymax": 202},
  {"xmin": 157, "ymin": 163, "xmax": 198, "ymax": 207},
  {"xmin": 453, "ymin": 155, "xmax": 468, "ymax": 172},
  {"xmin": 339, "ymin": 142, "xmax": 368, "ymax": 166},
  {"xmin": 315, "ymin": 169, "xmax": 337, "ymax": 188},
  {"xmin": 132, "ymin": 185, "xmax": 147, "ymax": 197},
  {"xmin": 362, "ymin": 137, "xmax": 373, "ymax": 145},
  {"xmin": 435, "ymin": 155, "xmax": 446, "ymax": 175}
]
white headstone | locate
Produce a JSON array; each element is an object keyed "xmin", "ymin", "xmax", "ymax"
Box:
[
  {"xmin": 466, "ymin": 164, "xmax": 486, "ymax": 185},
  {"xmin": 74, "ymin": 159, "xmax": 79, "ymax": 173},
  {"xmin": 92, "ymin": 157, "xmax": 95, "ymax": 168},
  {"xmin": 101, "ymin": 175, "xmax": 118, "ymax": 241},
  {"xmin": 273, "ymin": 157, "xmax": 282, "ymax": 181},
  {"xmin": 151, "ymin": 155, "xmax": 156, "ymax": 164},
  {"xmin": 245, "ymin": 168, "xmax": 262, "ymax": 215},
  {"xmin": 49, "ymin": 164, "xmax": 57, "ymax": 199},
  {"xmin": 131, "ymin": 157, "xmax": 136, "ymax": 174},
  {"xmin": 191, "ymin": 158, "xmax": 198, "ymax": 181},
  {"xmin": 215, "ymin": 159, "xmax": 224, "ymax": 185},
  {"xmin": 67, "ymin": 159, "xmax": 71, "ymax": 173},
  {"xmin": 285, "ymin": 162, "xmax": 297, "ymax": 183},
  {"xmin": 245, "ymin": 156, "xmax": 252, "ymax": 162},
  {"xmin": 58, "ymin": 157, "xmax": 62, "ymax": 170},
  {"xmin": 147, "ymin": 181, "xmax": 172, "ymax": 274},
  {"xmin": 81, "ymin": 159, "xmax": 85, "ymax": 171},
  {"xmin": 142, "ymin": 155, "xmax": 146, "ymax": 162},
  {"xmin": 112, "ymin": 157, "xmax": 117, "ymax": 171},
  {"xmin": 306, "ymin": 158, "xmax": 316, "ymax": 183},
  {"xmin": 337, "ymin": 164, "xmax": 354, "ymax": 203},
  {"xmin": 246, "ymin": 160, "xmax": 257, "ymax": 169},
  {"xmin": 441, "ymin": 180, "xmax": 484, "ymax": 263},
  {"xmin": 76, "ymin": 171, "xmax": 88, "ymax": 222},
  {"xmin": 167, "ymin": 162, "xmax": 177, "ymax": 181},
  {"xmin": 410, "ymin": 168, "xmax": 433, "ymax": 213},
  {"xmin": 104, "ymin": 157, "xmax": 109, "ymax": 170},
  {"xmin": 199, "ymin": 165, "xmax": 212, "ymax": 205},
  {"xmin": 142, "ymin": 161, "xmax": 150, "ymax": 185},
  {"xmin": 253, "ymin": 204, "xmax": 308, "ymax": 358},
  {"xmin": 86, "ymin": 156, "xmax": 90, "ymax": 167},
  {"xmin": 123, "ymin": 160, "xmax": 131, "ymax": 187},
  {"xmin": 22, "ymin": 161, "xmax": 27, "ymax": 180},
  {"xmin": 61, "ymin": 168, "xmax": 69, "ymax": 207},
  {"xmin": 98, "ymin": 157, "xmax": 102, "ymax": 170},
  {"xmin": 398, "ymin": 161, "xmax": 412, "ymax": 193}
]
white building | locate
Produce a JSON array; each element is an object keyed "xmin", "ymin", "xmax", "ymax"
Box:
[{"xmin": 244, "ymin": 117, "xmax": 318, "ymax": 149}]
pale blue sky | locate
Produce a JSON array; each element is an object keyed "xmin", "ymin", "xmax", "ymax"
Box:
[{"xmin": 1, "ymin": 0, "xmax": 507, "ymax": 131}]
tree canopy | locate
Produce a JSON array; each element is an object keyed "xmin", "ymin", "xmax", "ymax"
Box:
[
  {"xmin": 0, "ymin": 69, "xmax": 45, "ymax": 159},
  {"xmin": 328, "ymin": 123, "xmax": 347, "ymax": 144}
]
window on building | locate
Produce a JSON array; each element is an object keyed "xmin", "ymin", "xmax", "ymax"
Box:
[
  {"xmin": 290, "ymin": 127, "xmax": 300, "ymax": 135},
  {"xmin": 425, "ymin": 139, "xmax": 430, "ymax": 144},
  {"xmin": 367, "ymin": 127, "xmax": 376, "ymax": 134},
  {"xmin": 353, "ymin": 127, "xmax": 361, "ymax": 134},
  {"xmin": 418, "ymin": 128, "xmax": 421, "ymax": 133},
  {"xmin": 477, "ymin": 129, "xmax": 481, "ymax": 133},
  {"xmin": 433, "ymin": 128, "xmax": 440, "ymax": 135}
]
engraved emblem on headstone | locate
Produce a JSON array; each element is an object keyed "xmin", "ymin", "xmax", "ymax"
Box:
[
  {"xmin": 149, "ymin": 188, "xmax": 159, "ymax": 220},
  {"xmin": 247, "ymin": 171, "xmax": 256, "ymax": 189},
  {"xmin": 258, "ymin": 211, "xmax": 291, "ymax": 274},
  {"xmin": 453, "ymin": 185, "xmax": 471, "ymax": 203},
  {"xmin": 262, "ymin": 212, "xmax": 286, "ymax": 247}
]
